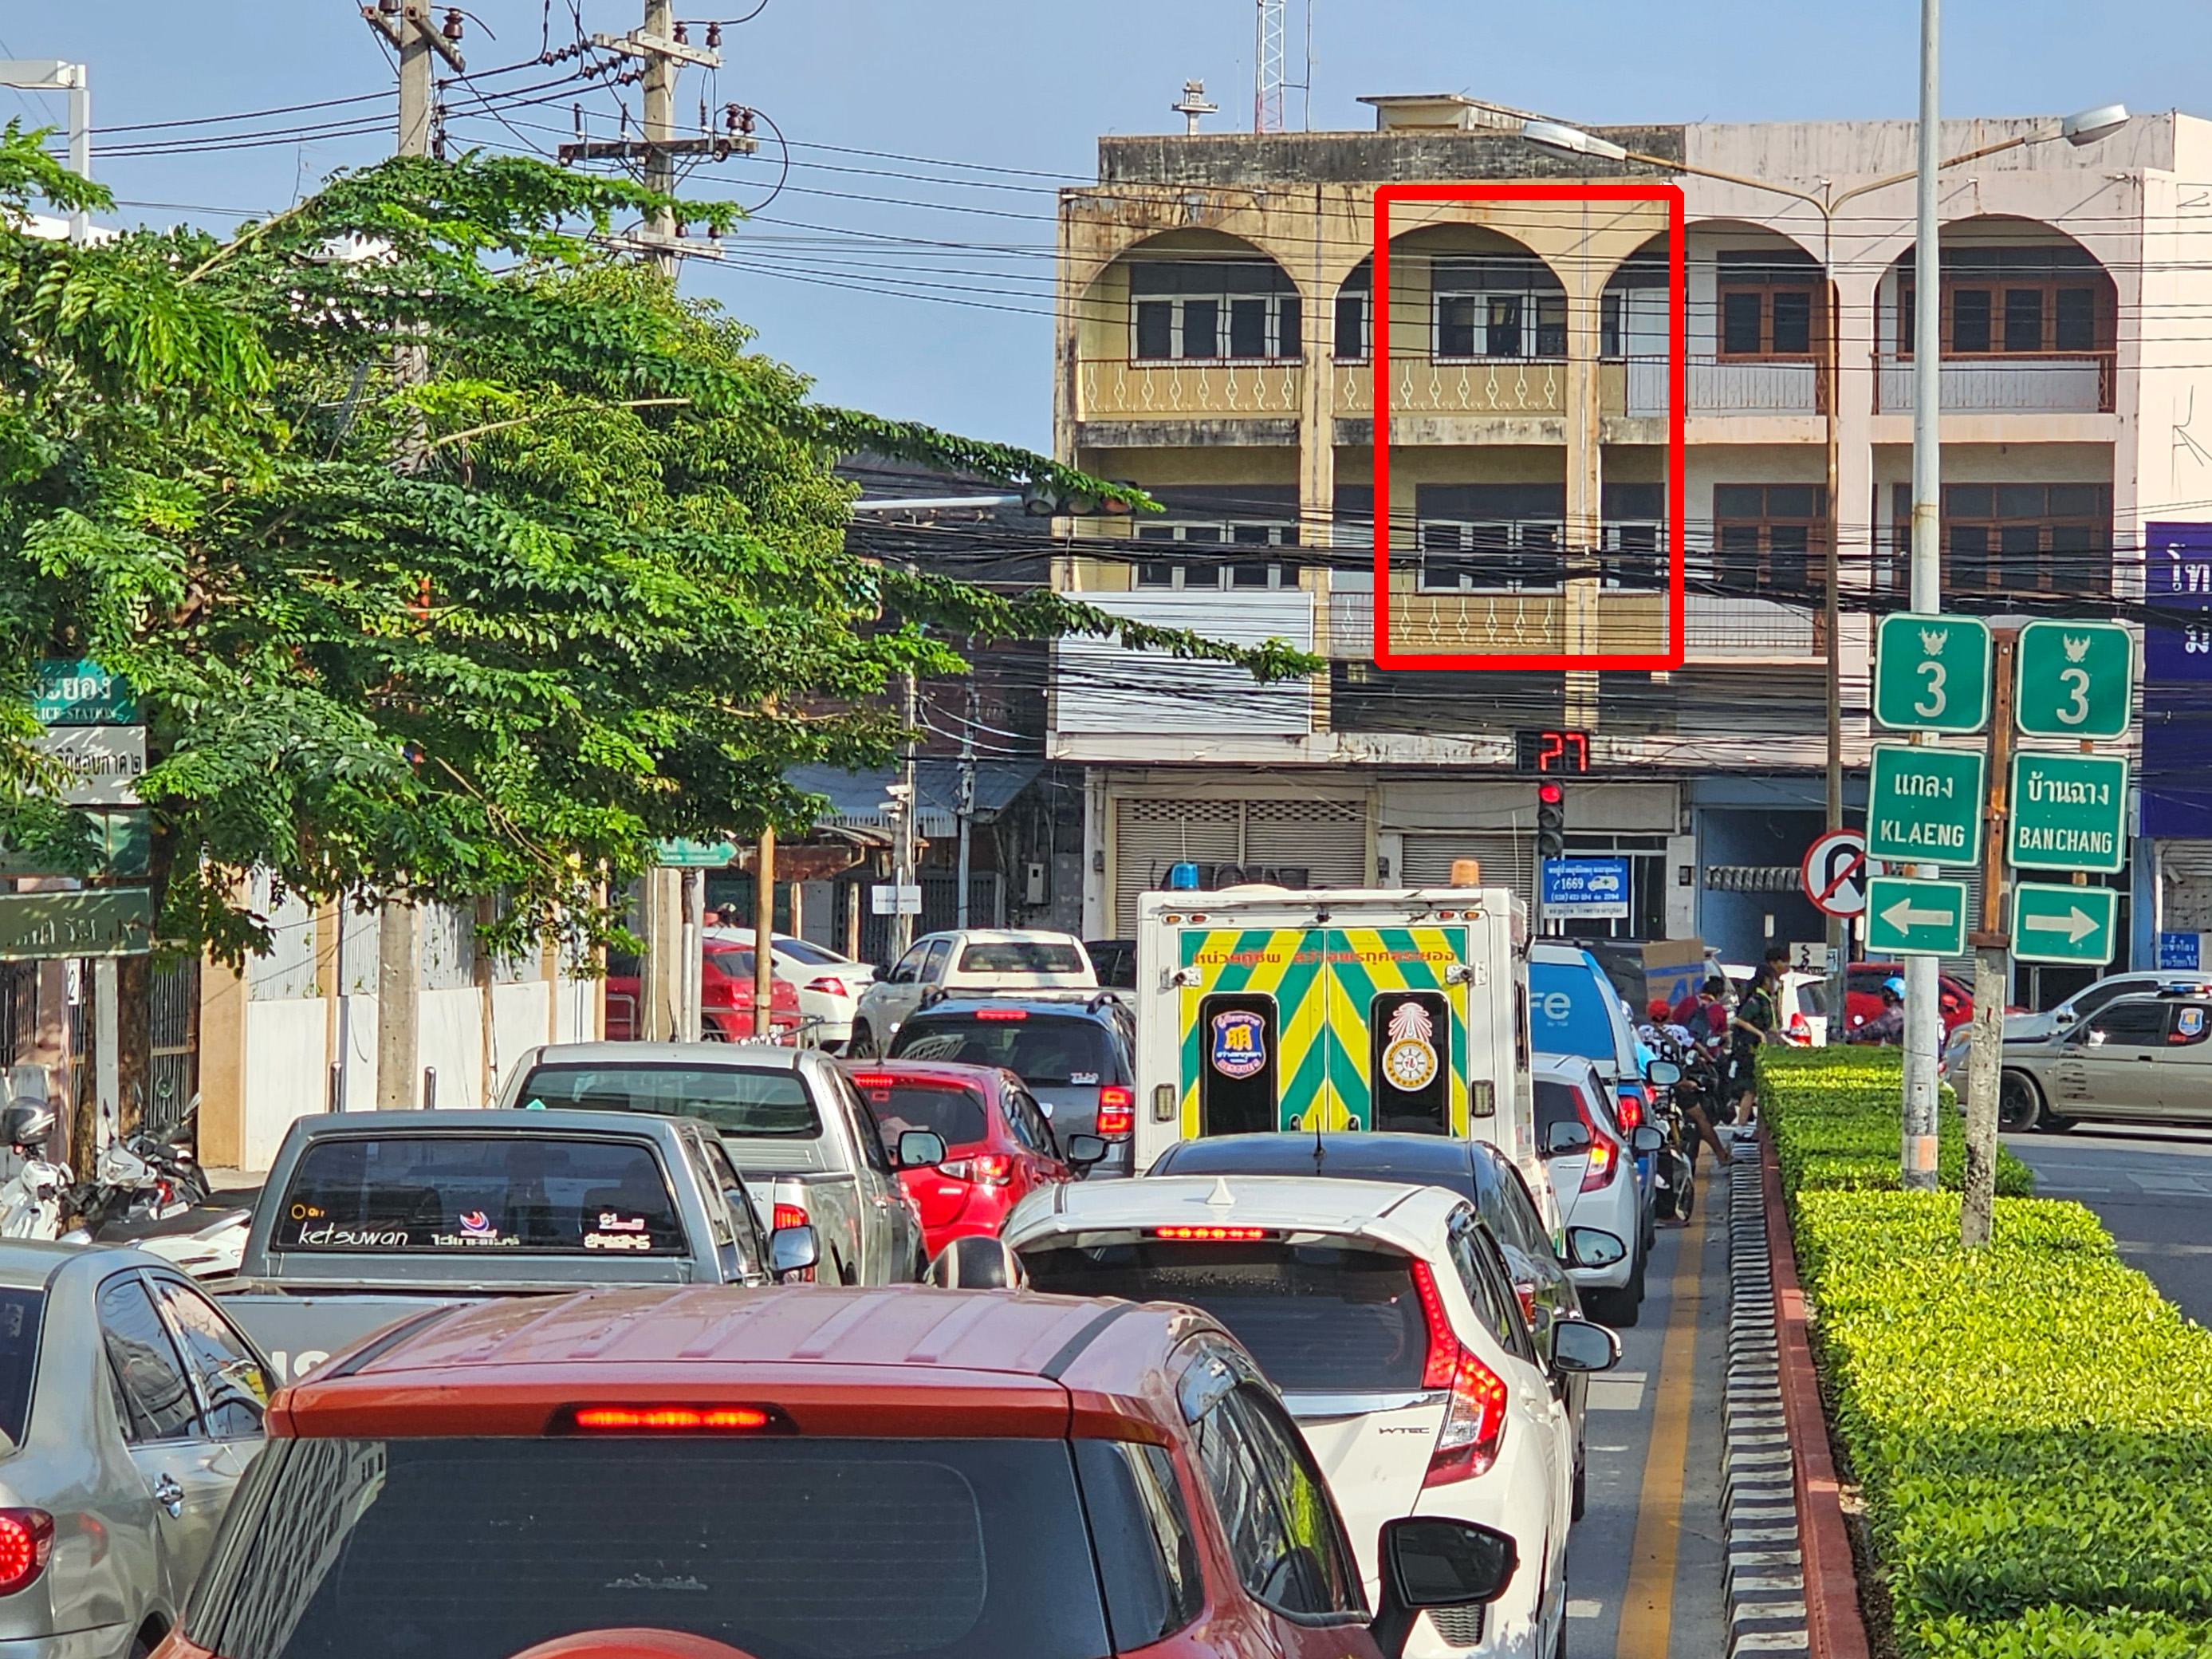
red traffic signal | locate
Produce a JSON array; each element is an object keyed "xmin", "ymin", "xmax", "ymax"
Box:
[
  {"xmin": 1537, "ymin": 782, "xmax": 1565, "ymax": 806},
  {"xmin": 1537, "ymin": 782, "xmax": 1566, "ymax": 859}
]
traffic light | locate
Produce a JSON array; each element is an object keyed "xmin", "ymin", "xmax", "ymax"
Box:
[{"xmin": 1537, "ymin": 781, "xmax": 1566, "ymax": 860}]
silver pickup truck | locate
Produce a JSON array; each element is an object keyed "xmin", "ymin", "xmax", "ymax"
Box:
[
  {"xmin": 217, "ymin": 1108, "xmax": 825, "ymax": 1383},
  {"xmin": 497, "ymin": 1042, "xmax": 932, "ymax": 1286}
]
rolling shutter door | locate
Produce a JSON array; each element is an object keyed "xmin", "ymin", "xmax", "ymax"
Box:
[
  {"xmin": 1402, "ymin": 832, "xmax": 1537, "ymax": 914},
  {"xmin": 1112, "ymin": 797, "xmax": 1368, "ymax": 934}
]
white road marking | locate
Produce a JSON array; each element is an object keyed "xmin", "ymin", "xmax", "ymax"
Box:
[
  {"xmin": 1588, "ymin": 1377, "xmax": 1647, "ymax": 1411},
  {"xmin": 1567, "ymin": 1599, "xmax": 1604, "ymax": 1618}
]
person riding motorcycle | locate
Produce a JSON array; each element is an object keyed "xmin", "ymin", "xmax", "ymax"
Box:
[{"xmin": 1848, "ymin": 976, "xmax": 1907, "ymax": 1046}]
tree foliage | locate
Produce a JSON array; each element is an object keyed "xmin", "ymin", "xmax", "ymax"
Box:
[{"xmin": 0, "ymin": 130, "xmax": 1306, "ymax": 962}]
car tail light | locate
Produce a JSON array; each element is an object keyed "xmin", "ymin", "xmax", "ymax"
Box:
[
  {"xmin": 1410, "ymin": 1263, "xmax": 1507, "ymax": 1485},
  {"xmin": 807, "ymin": 976, "xmax": 849, "ymax": 997},
  {"xmin": 772, "ymin": 1202, "xmax": 808, "ymax": 1232},
  {"xmin": 1580, "ymin": 1128, "xmax": 1620, "ymax": 1193},
  {"xmin": 1151, "ymin": 1225, "xmax": 1275, "ymax": 1241},
  {"xmin": 1615, "ymin": 1092, "xmax": 1643, "ymax": 1133},
  {"xmin": 974, "ymin": 1008, "xmax": 1027, "ymax": 1021},
  {"xmin": 943, "ymin": 1153, "xmax": 1013, "ymax": 1186},
  {"xmin": 1513, "ymin": 1281, "xmax": 1538, "ymax": 1326},
  {"xmin": 564, "ymin": 1405, "xmax": 780, "ymax": 1433},
  {"xmin": 1096, "ymin": 1085, "xmax": 1135, "ymax": 1137},
  {"xmin": 0, "ymin": 1511, "xmax": 53, "ymax": 1594}
]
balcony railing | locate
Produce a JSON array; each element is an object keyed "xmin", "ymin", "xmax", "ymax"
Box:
[
  {"xmin": 1077, "ymin": 358, "xmax": 1301, "ymax": 420},
  {"xmin": 1624, "ymin": 356, "xmax": 1826, "ymax": 418},
  {"xmin": 1337, "ymin": 354, "xmax": 1568, "ymax": 416},
  {"xmin": 1875, "ymin": 353, "xmax": 2114, "ymax": 414}
]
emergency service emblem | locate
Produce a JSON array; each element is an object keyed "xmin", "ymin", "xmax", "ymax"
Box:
[
  {"xmin": 1380, "ymin": 1000, "xmax": 1439, "ymax": 1090},
  {"xmin": 1210, "ymin": 1010, "xmax": 1268, "ymax": 1078}
]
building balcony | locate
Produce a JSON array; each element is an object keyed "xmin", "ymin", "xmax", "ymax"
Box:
[
  {"xmin": 1336, "ymin": 354, "xmax": 1574, "ymax": 417},
  {"xmin": 1874, "ymin": 353, "xmax": 2114, "ymax": 415},
  {"xmin": 1326, "ymin": 576, "xmax": 1824, "ymax": 664},
  {"xmin": 1076, "ymin": 357, "xmax": 1303, "ymax": 421},
  {"xmin": 1624, "ymin": 355, "xmax": 1826, "ymax": 418}
]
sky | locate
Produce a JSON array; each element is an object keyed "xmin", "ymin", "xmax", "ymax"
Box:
[{"xmin": 8, "ymin": 1, "xmax": 2212, "ymax": 452}]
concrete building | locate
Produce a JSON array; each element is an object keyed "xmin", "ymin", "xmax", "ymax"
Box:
[{"xmin": 1049, "ymin": 95, "xmax": 2212, "ymax": 999}]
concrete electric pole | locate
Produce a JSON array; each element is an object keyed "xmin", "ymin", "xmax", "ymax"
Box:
[
  {"xmin": 0, "ymin": 61, "xmax": 89, "ymax": 241},
  {"xmin": 363, "ymin": 2, "xmax": 462, "ymax": 1109}
]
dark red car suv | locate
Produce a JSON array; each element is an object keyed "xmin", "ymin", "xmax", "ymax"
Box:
[{"xmin": 158, "ymin": 1284, "xmax": 1515, "ymax": 1659}]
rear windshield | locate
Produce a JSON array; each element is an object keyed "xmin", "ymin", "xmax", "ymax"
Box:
[
  {"xmin": 958, "ymin": 941, "xmax": 1087, "ymax": 975},
  {"xmin": 850, "ymin": 1079, "xmax": 989, "ymax": 1147},
  {"xmin": 271, "ymin": 1136, "xmax": 685, "ymax": 1255},
  {"xmin": 1024, "ymin": 1240, "xmax": 1427, "ymax": 1393},
  {"xmin": 513, "ymin": 1062, "xmax": 821, "ymax": 1138},
  {"xmin": 891, "ymin": 1014, "xmax": 1115, "ymax": 1088},
  {"xmin": 187, "ymin": 1436, "xmax": 1124, "ymax": 1659},
  {"xmin": 1530, "ymin": 960, "xmax": 1625, "ymax": 1068},
  {"xmin": 0, "ymin": 1291, "xmax": 40, "ymax": 1446},
  {"xmin": 703, "ymin": 948, "xmax": 758, "ymax": 978},
  {"xmin": 1535, "ymin": 1079, "xmax": 1592, "ymax": 1143}
]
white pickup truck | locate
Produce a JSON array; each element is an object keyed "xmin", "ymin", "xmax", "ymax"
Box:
[{"xmin": 498, "ymin": 1042, "xmax": 929, "ymax": 1284}]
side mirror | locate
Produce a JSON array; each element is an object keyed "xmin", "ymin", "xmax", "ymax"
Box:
[
  {"xmin": 1369, "ymin": 1516, "xmax": 1517, "ymax": 1659},
  {"xmin": 1064, "ymin": 1132, "xmax": 1108, "ymax": 1169},
  {"xmin": 2054, "ymin": 1008, "xmax": 2076, "ymax": 1027},
  {"xmin": 1544, "ymin": 1119, "xmax": 1592, "ymax": 1157},
  {"xmin": 1632, "ymin": 1125, "xmax": 1665, "ymax": 1154},
  {"xmin": 1645, "ymin": 1058, "xmax": 1682, "ymax": 1087},
  {"xmin": 1561, "ymin": 1226, "xmax": 1626, "ymax": 1271},
  {"xmin": 895, "ymin": 1129, "xmax": 947, "ymax": 1170},
  {"xmin": 768, "ymin": 1224, "xmax": 819, "ymax": 1279},
  {"xmin": 1549, "ymin": 1317, "xmax": 1621, "ymax": 1373}
]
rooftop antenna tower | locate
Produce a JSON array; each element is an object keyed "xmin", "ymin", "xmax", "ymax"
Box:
[{"xmin": 1254, "ymin": 0, "xmax": 1285, "ymax": 132}]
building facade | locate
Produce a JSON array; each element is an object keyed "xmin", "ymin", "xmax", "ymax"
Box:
[{"xmin": 1049, "ymin": 97, "xmax": 2212, "ymax": 996}]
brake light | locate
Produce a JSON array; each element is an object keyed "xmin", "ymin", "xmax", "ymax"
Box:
[
  {"xmin": 569, "ymin": 1406, "xmax": 773, "ymax": 1432},
  {"xmin": 848, "ymin": 1073, "xmax": 895, "ymax": 1092},
  {"xmin": 0, "ymin": 1511, "xmax": 53, "ymax": 1594},
  {"xmin": 1410, "ymin": 1262, "xmax": 1507, "ymax": 1484},
  {"xmin": 1581, "ymin": 1129, "xmax": 1620, "ymax": 1193},
  {"xmin": 974, "ymin": 1008, "xmax": 1027, "ymax": 1020},
  {"xmin": 807, "ymin": 976, "xmax": 849, "ymax": 997},
  {"xmin": 1615, "ymin": 1092, "xmax": 1643, "ymax": 1133},
  {"xmin": 1096, "ymin": 1085, "xmax": 1134, "ymax": 1137},
  {"xmin": 772, "ymin": 1202, "xmax": 808, "ymax": 1232},
  {"xmin": 943, "ymin": 1153, "xmax": 1013, "ymax": 1187},
  {"xmin": 1151, "ymin": 1226, "xmax": 1273, "ymax": 1241}
]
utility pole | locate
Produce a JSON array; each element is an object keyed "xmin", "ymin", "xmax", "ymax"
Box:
[
  {"xmin": 892, "ymin": 659, "xmax": 919, "ymax": 960},
  {"xmin": 1899, "ymin": 0, "xmax": 1944, "ymax": 1192},
  {"xmin": 955, "ymin": 680, "xmax": 978, "ymax": 929},
  {"xmin": 0, "ymin": 62, "xmax": 89, "ymax": 241},
  {"xmin": 752, "ymin": 828, "xmax": 776, "ymax": 1038},
  {"xmin": 1961, "ymin": 630, "xmax": 2017, "ymax": 1245},
  {"xmin": 364, "ymin": 1, "xmax": 462, "ymax": 1109}
]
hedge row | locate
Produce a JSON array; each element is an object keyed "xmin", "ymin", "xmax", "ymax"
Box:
[{"xmin": 1761, "ymin": 1049, "xmax": 2212, "ymax": 1659}]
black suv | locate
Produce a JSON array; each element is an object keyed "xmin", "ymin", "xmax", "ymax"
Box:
[{"xmin": 887, "ymin": 993, "xmax": 1139, "ymax": 1175}]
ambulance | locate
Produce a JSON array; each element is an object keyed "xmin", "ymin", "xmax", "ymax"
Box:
[{"xmin": 1131, "ymin": 884, "xmax": 1537, "ymax": 1184}]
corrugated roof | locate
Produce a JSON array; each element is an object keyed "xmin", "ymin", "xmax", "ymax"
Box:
[{"xmin": 788, "ymin": 761, "xmax": 1041, "ymax": 838}]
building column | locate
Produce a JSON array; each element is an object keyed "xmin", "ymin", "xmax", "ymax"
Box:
[
  {"xmin": 1564, "ymin": 287, "xmax": 1604, "ymax": 728},
  {"xmin": 1301, "ymin": 252, "xmax": 1339, "ymax": 724}
]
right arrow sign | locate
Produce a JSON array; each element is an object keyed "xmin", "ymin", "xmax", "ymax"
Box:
[
  {"xmin": 2011, "ymin": 883, "xmax": 2120, "ymax": 967},
  {"xmin": 1863, "ymin": 874, "xmax": 1970, "ymax": 958}
]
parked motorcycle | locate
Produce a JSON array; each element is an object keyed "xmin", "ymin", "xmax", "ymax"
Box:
[
  {"xmin": 64, "ymin": 1116, "xmax": 211, "ymax": 1239},
  {"xmin": 1636, "ymin": 1025, "xmax": 1706, "ymax": 1224},
  {"xmin": 0, "ymin": 1100, "xmax": 71, "ymax": 1241}
]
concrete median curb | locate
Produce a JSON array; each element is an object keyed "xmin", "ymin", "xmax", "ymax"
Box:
[{"xmin": 1714, "ymin": 1133, "xmax": 1871, "ymax": 1659}]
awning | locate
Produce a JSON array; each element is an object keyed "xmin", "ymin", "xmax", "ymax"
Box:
[{"xmin": 786, "ymin": 761, "xmax": 1042, "ymax": 840}]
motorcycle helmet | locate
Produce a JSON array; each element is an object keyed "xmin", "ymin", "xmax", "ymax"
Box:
[{"xmin": 1883, "ymin": 975, "xmax": 1906, "ymax": 1001}]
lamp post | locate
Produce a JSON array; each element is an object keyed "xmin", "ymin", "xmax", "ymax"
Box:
[{"xmin": 1520, "ymin": 100, "xmax": 2126, "ymax": 1068}]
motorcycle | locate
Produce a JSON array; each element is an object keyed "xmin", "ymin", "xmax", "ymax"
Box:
[
  {"xmin": 1636, "ymin": 1026, "xmax": 1706, "ymax": 1224},
  {"xmin": 0, "ymin": 1100, "xmax": 71, "ymax": 1241},
  {"xmin": 65, "ymin": 1116, "xmax": 211, "ymax": 1239}
]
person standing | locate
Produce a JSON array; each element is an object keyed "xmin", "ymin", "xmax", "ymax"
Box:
[{"xmin": 1728, "ymin": 964, "xmax": 1779, "ymax": 1128}]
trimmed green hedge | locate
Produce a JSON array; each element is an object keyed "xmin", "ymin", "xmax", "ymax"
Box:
[{"xmin": 1763, "ymin": 1050, "xmax": 2212, "ymax": 1659}]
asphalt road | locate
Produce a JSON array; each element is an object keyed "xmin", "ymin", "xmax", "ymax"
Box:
[
  {"xmin": 1565, "ymin": 1164, "xmax": 1730, "ymax": 1659},
  {"xmin": 2005, "ymin": 1123, "xmax": 2212, "ymax": 1327}
]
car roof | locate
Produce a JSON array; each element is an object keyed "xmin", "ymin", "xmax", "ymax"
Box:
[
  {"xmin": 907, "ymin": 995, "xmax": 1116, "ymax": 1022},
  {"xmin": 522, "ymin": 1042, "xmax": 805, "ymax": 1073},
  {"xmin": 1155, "ymin": 1132, "xmax": 1474, "ymax": 1180},
  {"xmin": 930, "ymin": 929, "xmax": 1084, "ymax": 946},
  {"xmin": 0, "ymin": 1238, "xmax": 100, "ymax": 1290},
  {"xmin": 1533, "ymin": 1051, "xmax": 1604, "ymax": 1082},
  {"xmin": 277, "ymin": 1285, "xmax": 1215, "ymax": 1441},
  {"xmin": 1010, "ymin": 1172, "xmax": 1454, "ymax": 1239},
  {"xmin": 284, "ymin": 1107, "xmax": 706, "ymax": 1138}
]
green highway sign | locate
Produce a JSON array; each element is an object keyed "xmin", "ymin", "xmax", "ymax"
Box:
[
  {"xmin": 0, "ymin": 890, "xmax": 152, "ymax": 960},
  {"xmin": 2011, "ymin": 883, "xmax": 2120, "ymax": 967},
  {"xmin": 1864, "ymin": 875, "xmax": 1970, "ymax": 957},
  {"xmin": 2009, "ymin": 752, "xmax": 2128, "ymax": 875},
  {"xmin": 32, "ymin": 660, "xmax": 136, "ymax": 726},
  {"xmin": 2014, "ymin": 619, "xmax": 2132, "ymax": 741},
  {"xmin": 1873, "ymin": 613, "xmax": 1992, "ymax": 734},
  {"xmin": 653, "ymin": 837, "xmax": 740, "ymax": 869},
  {"xmin": 1868, "ymin": 744, "xmax": 1985, "ymax": 866}
]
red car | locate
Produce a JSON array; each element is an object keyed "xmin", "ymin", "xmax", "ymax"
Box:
[
  {"xmin": 604, "ymin": 944, "xmax": 801, "ymax": 1041},
  {"xmin": 1844, "ymin": 962, "xmax": 1974, "ymax": 1038},
  {"xmin": 842, "ymin": 1058, "xmax": 1096, "ymax": 1258},
  {"xmin": 156, "ymin": 1283, "xmax": 1514, "ymax": 1659}
]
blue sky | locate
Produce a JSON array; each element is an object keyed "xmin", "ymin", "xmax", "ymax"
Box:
[{"xmin": 9, "ymin": 2, "xmax": 2209, "ymax": 450}]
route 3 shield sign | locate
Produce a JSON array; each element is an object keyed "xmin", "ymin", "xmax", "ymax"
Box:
[{"xmin": 1801, "ymin": 830, "xmax": 1869, "ymax": 920}]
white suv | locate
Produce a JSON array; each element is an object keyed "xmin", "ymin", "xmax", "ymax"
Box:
[
  {"xmin": 1006, "ymin": 1173, "xmax": 1619, "ymax": 1659},
  {"xmin": 850, "ymin": 929, "xmax": 1095, "ymax": 1056}
]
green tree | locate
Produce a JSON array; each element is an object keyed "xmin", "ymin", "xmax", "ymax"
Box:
[{"xmin": 0, "ymin": 128, "xmax": 1306, "ymax": 963}]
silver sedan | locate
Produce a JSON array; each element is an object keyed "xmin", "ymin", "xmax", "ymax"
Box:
[
  {"xmin": 0, "ymin": 1241, "xmax": 269, "ymax": 1657},
  {"xmin": 1999, "ymin": 990, "xmax": 2212, "ymax": 1132}
]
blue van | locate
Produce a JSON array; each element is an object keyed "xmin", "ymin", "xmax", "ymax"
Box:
[{"xmin": 1530, "ymin": 943, "xmax": 1660, "ymax": 1247}]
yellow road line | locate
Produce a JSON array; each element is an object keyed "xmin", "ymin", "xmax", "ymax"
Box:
[{"xmin": 1615, "ymin": 1190, "xmax": 1707, "ymax": 1658}]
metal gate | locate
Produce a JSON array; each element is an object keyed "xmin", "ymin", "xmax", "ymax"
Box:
[{"xmin": 145, "ymin": 960, "xmax": 198, "ymax": 1137}]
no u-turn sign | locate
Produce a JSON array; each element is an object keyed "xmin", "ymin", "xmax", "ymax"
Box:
[{"xmin": 1801, "ymin": 830, "xmax": 1869, "ymax": 920}]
